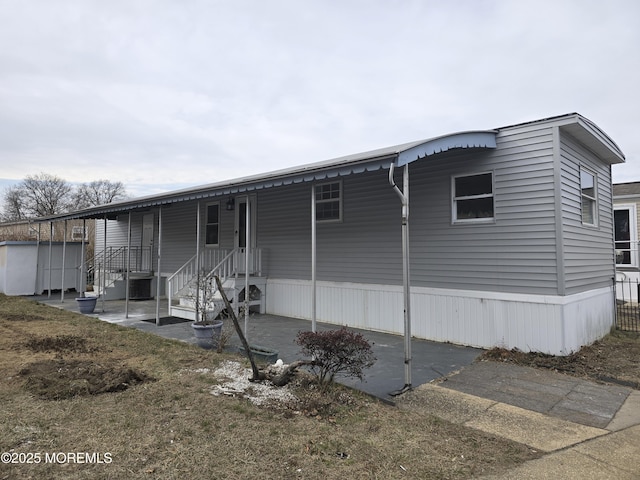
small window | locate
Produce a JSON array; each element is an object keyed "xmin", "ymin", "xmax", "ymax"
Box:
[
  {"xmin": 205, "ymin": 203, "xmax": 219, "ymax": 246},
  {"xmin": 452, "ymin": 172, "xmax": 494, "ymax": 222},
  {"xmin": 315, "ymin": 181, "xmax": 342, "ymax": 222},
  {"xmin": 580, "ymin": 168, "xmax": 597, "ymax": 226}
]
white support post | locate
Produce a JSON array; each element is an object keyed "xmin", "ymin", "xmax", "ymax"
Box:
[
  {"xmin": 155, "ymin": 207, "xmax": 162, "ymax": 325},
  {"xmin": 48, "ymin": 222, "xmax": 53, "ymax": 299},
  {"xmin": 125, "ymin": 213, "xmax": 132, "ymax": 318},
  {"xmin": 79, "ymin": 221, "xmax": 84, "ymax": 295},
  {"xmin": 195, "ymin": 202, "xmax": 201, "ymax": 322},
  {"xmin": 244, "ymin": 199, "xmax": 250, "ymax": 341},
  {"xmin": 102, "ymin": 215, "xmax": 107, "ymax": 312},
  {"xmin": 311, "ymin": 185, "xmax": 317, "ymax": 332},
  {"xmin": 61, "ymin": 220, "xmax": 67, "ymax": 302}
]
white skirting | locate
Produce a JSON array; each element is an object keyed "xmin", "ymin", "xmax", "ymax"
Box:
[{"xmin": 265, "ymin": 278, "xmax": 615, "ymax": 356}]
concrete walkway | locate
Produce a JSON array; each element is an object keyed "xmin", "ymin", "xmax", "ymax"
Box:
[{"xmin": 38, "ymin": 296, "xmax": 640, "ymax": 478}]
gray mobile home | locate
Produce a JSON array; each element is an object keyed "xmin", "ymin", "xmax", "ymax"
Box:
[{"xmin": 43, "ymin": 113, "xmax": 625, "ymax": 355}]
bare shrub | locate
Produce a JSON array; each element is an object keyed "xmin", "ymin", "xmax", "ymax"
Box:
[{"xmin": 295, "ymin": 327, "xmax": 376, "ymax": 390}]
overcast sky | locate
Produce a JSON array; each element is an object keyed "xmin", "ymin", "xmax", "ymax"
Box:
[{"xmin": 1, "ymin": 0, "xmax": 638, "ymax": 198}]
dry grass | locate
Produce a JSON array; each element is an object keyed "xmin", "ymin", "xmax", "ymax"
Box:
[
  {"xmin": 0, "ymin": 294, "xmax": 541, "ymax": 479},
  {"xmin": 481, "ymin": 329, "xmax": 640, "ymax": 389}
]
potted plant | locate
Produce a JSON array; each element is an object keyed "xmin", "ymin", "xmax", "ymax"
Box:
[
  {"xmin": 75, "ymin": 292, "xmax": 98, "ymax": 314},
  {"xmin": 190, "ymin": 271, "xmax": 224, "ymax": 349}
]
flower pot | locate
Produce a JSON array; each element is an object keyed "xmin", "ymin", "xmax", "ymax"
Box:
[
  {"xmin": 76, "ymin": 296, "xmax": 97, "ymax": 314},
  {"xmin": 191, "ymin": 320, "xmax": 224, "ymax": 349},
  {"xmin": 239, "ymin": 344, "xmax": 279, "ymax": 364}
]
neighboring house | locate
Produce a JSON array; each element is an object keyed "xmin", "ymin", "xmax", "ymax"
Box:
[
  {"xmin": 36, "ymin": 113, "xmax": 624, "ymax": 355},
  {"xmin": 613, "ymin": 182, "xmax": 640, "ymax": 301}
]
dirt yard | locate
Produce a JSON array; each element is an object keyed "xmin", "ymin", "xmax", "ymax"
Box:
[
  {"xmin": 1, "ymin": 294, "xmax": 637, "ymax": 479},
  {"xmin": 480, "ymin": 329, "xmax": 640, "ymax": 389}
]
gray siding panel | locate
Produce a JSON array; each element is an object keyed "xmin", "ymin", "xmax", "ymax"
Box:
[
  {"xmin": 409, "ymin": 124, "xmax": 558, "ymax": 294},
  {"xmin": 260, "ymin": 122, "xmax": 561, "ymax": 295},
  {"xmin": 94, "ymin": 118, "xmax": 615, "ymax": 299},
  {"xmin": 560, "ymin": 133, "xmax": 614, "ymax": 294}
]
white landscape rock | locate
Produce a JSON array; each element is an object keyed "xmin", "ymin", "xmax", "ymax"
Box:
[{"xmin": 210, "ymin": 360, "xmax": 297, "ymax": 406}]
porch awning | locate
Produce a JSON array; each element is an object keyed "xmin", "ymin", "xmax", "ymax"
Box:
[{"xmin": 34, "ymin": 130, "xmax": 497, "ymax": 222}]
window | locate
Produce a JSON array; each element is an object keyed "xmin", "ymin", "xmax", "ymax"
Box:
[
  {"xmin": 615, "ymin": 205, "xmax": 637, "ymax": 267},
  {"xmin": 580, "ymin": 168, "xmax": 597, "ymax": 226},
  {"xmin": 315, "ymin": 181, "xmax": 342, "ymax": 222},
  {"xmin": 452, "ymin": 172, "xmax": 494, "ymax": 222},
  {"xmin": 205, "ymin": 203, "xmax": 219, "ymax": 246}
]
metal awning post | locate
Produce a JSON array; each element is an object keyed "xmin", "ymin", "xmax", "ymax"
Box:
[
  {"xmin": 48, "ymin": 222, "xmax": 53, "ymax": 299},
  {"xmin": 195, "ymin": 202, "xmax": 201, "ymax": 322},
  {"xmin": 125, "ymin": 213, "xmax": 131, "ymax": 318},
  {"xmin": 61, "ymin": 220, "xmax": 67, "ymax": 302},
  {"xmin": 389, "ymin": 162, "xmax": 412, "ymax": 395},
  {"xmin": 311, "ymin": 185, "xmax": 317, "ymax": 332},
  {"xmin": 156, "ymin": 207, "xmax": 162, "ymax": 325},
  {"xmin": 79, "ymin": 220, "xmax": 85, "ymax": 295},
  {"xmin": 245, "ymin": 199, "xmax": 250, "ymax": 341},
  {"xmin": 102, "ymin": 215, "xmax": 107, "ymax": 312}
]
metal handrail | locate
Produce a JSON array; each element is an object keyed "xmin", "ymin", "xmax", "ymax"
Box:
[
  {"xmin": 167, "ymin": 248, "xmax": 263, "ymax": 316},
  {"xmin": 82, "ymin": 246, "xmax": 153, "ymax": 295}
]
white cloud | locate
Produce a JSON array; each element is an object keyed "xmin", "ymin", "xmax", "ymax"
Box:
[{"xmin": 0, "ymin": 0, "xmax": 638, "ymax": 196}]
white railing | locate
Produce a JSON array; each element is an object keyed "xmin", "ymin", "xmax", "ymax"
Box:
[
  {"xmin": 167, "ymin": 248, "xmax": 263, "ymax": 310},
  {"xmin": 234, "ymin": 247, "xmax": 262, "ymax": 276},
  {"xmin": 167, "ymin": 249, "xmax": 232, "ymax": 302}
]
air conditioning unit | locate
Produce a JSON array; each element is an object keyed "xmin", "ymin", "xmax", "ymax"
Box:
[{"xmin": 71, "ymin": 226, "xmax": 87, "ymax": 241}]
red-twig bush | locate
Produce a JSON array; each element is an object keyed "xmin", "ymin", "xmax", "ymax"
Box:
[{"xmin": 296, "ymin": 327, "xmax": 376, "ymax": 389}]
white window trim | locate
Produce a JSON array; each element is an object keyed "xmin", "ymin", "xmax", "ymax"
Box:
[
  {"xmin": 315, "ymin": 180, "xmax": 343, "ymax": 223},
  {"xmin": 451, "ymin": 171, "xmax": 495, "ymax": 224},
  {"xmin": 580, "ymin": 167, "xmax": 598, "ymax": 227},
  {"xmin": 615, "ymin": 203, "xmax": 638, "ymax": 268},
  {"xmin": 205, "ymin": 201, "xmax": 220, "ymax": 247}
]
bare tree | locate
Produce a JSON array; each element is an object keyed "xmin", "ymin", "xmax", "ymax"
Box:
[
  {"xmin": 73, "ymin": 179, "xmax": 127, "ymax": 209},
  {"xmin": 1, "ymin": 186, "xmax": 26, "ymax": 221},
  {"xmin": 1, "ymin": 175, "xmax": 129, "ymax": 221},
  {"xmin": 3, "ymin": 173, "xmax": 73, "ymax": 219}
]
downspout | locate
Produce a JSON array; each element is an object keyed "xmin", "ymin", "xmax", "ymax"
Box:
[{"xmin": 388, "ymin": 161, "xmax": 412, "ymax": 395}]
